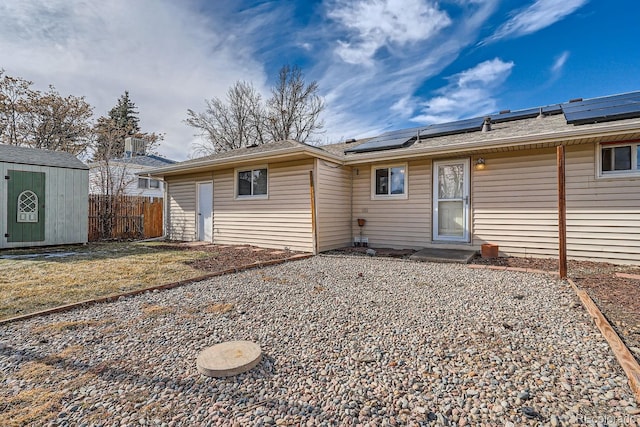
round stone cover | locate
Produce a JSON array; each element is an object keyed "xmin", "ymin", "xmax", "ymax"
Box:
[{"xmin": 196, "ymin": 340, "xmax": 262, "ymax": 377}]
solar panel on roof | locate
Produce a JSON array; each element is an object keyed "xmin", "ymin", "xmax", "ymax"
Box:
[
  {"xmin": 344, "ymin": 127, "xmax": 419, "ymax": 153},
  {"xmin": 490, "ymin": 108, "xmax": 539, "ymax": 123},
  {"xmin": 419, "ymin": 117, "xmax": 484, "ymax": 138},
  {"xmin": 562, "ymin": 91, "xmax": 640, "ymax": 125}
]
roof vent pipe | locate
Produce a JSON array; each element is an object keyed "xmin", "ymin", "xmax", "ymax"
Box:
[
  {"xmin": 537, "ymin": 107, "xmax": 544, "ymax": 119},
  {"xmin": 482, "ymin": 117, "xmax": 492, "ymax": 132},
  {"xmin": 416, "ymin": 129, "xmax": 421, "ymax": 142}
]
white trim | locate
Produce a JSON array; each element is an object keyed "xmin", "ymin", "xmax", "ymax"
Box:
[
  {"xmin": 596, "ymin": 141, "xmax": 640, "ymax": 179},
  {"xmin": 234, "ymin": 165, "xmax": 269, "ymax": 200},
  {"xmin": 370, "ymin": 162, "xmax": 409, "ymax": 200},
  {"xmin": 196, "ymin": 181, "xmax": 213, "ymax": 242},
  {"xmin": 432, "ymin": 158, "xmax": 470, "ymax": 242}
]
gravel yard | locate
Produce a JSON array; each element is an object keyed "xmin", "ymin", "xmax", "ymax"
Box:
[{"xmin": 1, "ymin": 255, "xmax": 638, "ymax": 426}]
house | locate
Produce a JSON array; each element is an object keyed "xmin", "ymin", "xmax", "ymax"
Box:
[
  {"xmin": 0, "ymin": 144, "xmax": 89, "ymax": 249},
  {"xmin": 88, "ymin": 137, "xmax": 175, "ymax": 198},
  {"xmin": 146, "ymin": 91, "xmax": 640, "ymax": 265}
]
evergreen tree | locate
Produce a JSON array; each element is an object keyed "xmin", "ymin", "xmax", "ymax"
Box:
[
  {"xmin": 93, "ymin": 91, "xmax": 143, "ymax": 159},
  {"xmin": 109, "ymin": 91, "xmax": 140, "ymax": 135}
]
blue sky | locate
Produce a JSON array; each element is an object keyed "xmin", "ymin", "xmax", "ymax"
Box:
[{"xmin": 1, "ymin": 0, "xmax": 638, "ymax": 161}]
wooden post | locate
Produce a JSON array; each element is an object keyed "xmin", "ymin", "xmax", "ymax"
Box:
[
  {"xmin": 557, "ymin": 145, "xmax": 567, "ymax": 279},
  {"xmin": 309, "ymin": 171, "xmax": 317, "ymax": 255}
]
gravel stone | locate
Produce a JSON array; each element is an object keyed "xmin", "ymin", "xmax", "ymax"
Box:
[{"xmin": 0, "ymin": 255, "xmax": 636, "ymax": 425}]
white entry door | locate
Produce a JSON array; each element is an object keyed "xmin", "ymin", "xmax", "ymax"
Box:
[
  {"xmin": 433, "ymin": 159, "xmax": 470, "ymax": 242},
  {"xmin": 197, "ymin": 182, "xmax": 213, "ymax": 242}
]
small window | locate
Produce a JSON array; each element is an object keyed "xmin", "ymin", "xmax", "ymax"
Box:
[
  {"xmin": 138, "ymin": 178, "xmax": 160, "ymax": 189},
  {"xmin": 600, "ymin": 143, "xmax": 639, "ymax": 176},
  {"xmin": 17, "ymin": 190, "xmax": 38, "ymax": 223},
  {"xmin": 237, "ymin": 167, "xmax": 268, "ymax": 197},
  {"xmin": 371, "ymin": 164, "xmax": 407, "ymax": 198}
]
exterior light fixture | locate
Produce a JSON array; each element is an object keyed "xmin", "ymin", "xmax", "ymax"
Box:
[{"xmin": 475, "ymin": 157, "xmax": 486, "ymax": 170}]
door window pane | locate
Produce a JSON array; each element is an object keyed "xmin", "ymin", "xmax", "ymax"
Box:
[
  {"xmin": 438, "ymin": 200, "xmax": 463, "ymax": 237},
  {"xmin": 438, "ymin": 164, "xmax": 463, "ymax": 199}
]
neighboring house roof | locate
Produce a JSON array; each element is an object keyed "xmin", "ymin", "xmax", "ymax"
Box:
[
  {"xmin": 103, "ymin": 154, "xmax": 176, "ymax": 168},
  {"xmin": 0, "ymin": 144, "xmax": 88, "ymax": 170},
  {"xmin": 145, "ymin": 91, "xmax": 640, "ymax": 176}
]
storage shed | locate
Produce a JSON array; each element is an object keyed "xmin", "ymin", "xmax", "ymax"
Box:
[{"xmin": 0, "ymin": 144, "xmax": 89, "ymax": 249}]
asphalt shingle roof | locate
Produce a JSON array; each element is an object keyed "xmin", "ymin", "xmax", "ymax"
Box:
[
  {"xmin": 110, "ymin": 154, "xmax": 176, "ymax": 167},
  {"xmin": 0, "ymin": 144, "xmax": 88, "ymax": 169}
]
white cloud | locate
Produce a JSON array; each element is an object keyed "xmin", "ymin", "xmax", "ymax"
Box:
[
  {"xmin": 412, "ymin": 58, "xmax": 514, "ymax": 123},
  {"xmin": 482, "ymin": 0, "xmax": 588, "ymax": 44},
  {"xmin": 0, "ymin": 0, "xmax": 270, "ymax": 161},
  {"xmin": 551, "ymin": 51, "xmax": 570, "ymax": 74},
  {"xmin": 317, "ymin": 0, "xmax": 499, "ymax": 141},
  {"xmin": 328, "ymin": 0, "xmax": 452, "ymax": 65}
]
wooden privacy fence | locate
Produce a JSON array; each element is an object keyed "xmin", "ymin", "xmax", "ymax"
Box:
[{"xmin": 88, "ymin": 195, "xmax": 163, "ymax": 241}]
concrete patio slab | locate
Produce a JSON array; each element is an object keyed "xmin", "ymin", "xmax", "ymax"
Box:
[{"xmin": 409, "ymin": 247, "xmax": 476, "ymax": 264}]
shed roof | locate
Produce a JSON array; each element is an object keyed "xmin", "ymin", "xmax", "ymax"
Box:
[{"xmin": 0, "ymin": 144, "xmax": 88, "ymax": 170}]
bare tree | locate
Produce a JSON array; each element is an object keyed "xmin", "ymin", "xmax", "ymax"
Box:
[
  {"xmin": 186, "ymin": 65, "xmax": 324, "ymax": 155},
  {"xmin": 186, "ymin": 81, "xmax": 264, "ymax": 155},
  {"xmin": 0, "ymin": 69, "xmax": 33, "ymax": 145},
  {"xmin": 20, "ymin": 86, "xmax": 93, "ymax": 156},
  {"xmin": 89, "ymin": 117, "xmax": 136, "ymax": 239},
  {"xmin": 267, "ymin": 65, "xmax": 324, "ymax": 143},
  {"xmin": 0, "ymin": 70, "xmax": 93, "ymax": 155}
]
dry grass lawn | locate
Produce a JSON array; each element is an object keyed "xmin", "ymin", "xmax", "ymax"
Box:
[{"xmin": 0, "ymin": 242, "xmax": 213, "ymax": 320}]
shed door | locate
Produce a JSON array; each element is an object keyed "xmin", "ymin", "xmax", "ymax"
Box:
[
  {"xmin": 7, "ymin": 170, "xmax": 46, "ymax": 242},
  {"xmin": 197, "ymin": 181, "xmax": 213, "ymax": 242}
]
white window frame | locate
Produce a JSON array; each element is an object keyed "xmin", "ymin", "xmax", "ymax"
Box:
[
  {"xmin": 138, "ymin": 177, "xmax": 161, "ymax": 189},
  {"xmin": 234, "ymin": 165, "xmax": 268, "ymax": 200},
  {"xmin": 370, "ymin": 163, "xmax": 408, "ymax": 200},
  {"xmin": 596, "ymin": 142, "xmax": 640, "ymax": 178}
]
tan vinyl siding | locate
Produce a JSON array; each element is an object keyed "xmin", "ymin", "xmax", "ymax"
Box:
[
  {"xmin": 351, "ymin": 159, "xmax": 430, "ymax": 249},
  {"xmin": 472, "ymin": 148, "xmax": 558, "ymax": 257},
  {"xmin": 564, "ymin": 144, "xmax": 640, "ymax": 264},
  {"xmin": 213, "ymin": 159, "xmax": 313, "ymax": 252},
  {"xmin": 471, "ymin": 144, "xmax": 640, "ymax": 264},
  {"xmin": 315, "ymin": 159, "xmax": 352, "ymax": 251},
  {"xmin": 165, "ymin": 171, "xmax": 213, "ymax": 241}
]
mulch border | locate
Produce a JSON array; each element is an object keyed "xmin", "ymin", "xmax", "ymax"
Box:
[{"xmin": 0, "ymin": 253, "xmax": 312, "ymax": 325}]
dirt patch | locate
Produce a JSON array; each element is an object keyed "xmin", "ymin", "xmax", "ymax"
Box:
[
  {"xmin": 471, "ymin": 255, "xmax": 640, "ymax": 359},
  {"xmin": 156, "ymin": 243, "xmax": 301, "ymax": 271}
]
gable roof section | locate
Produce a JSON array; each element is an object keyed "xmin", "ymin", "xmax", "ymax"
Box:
[
  {"xmin": 147, "ymin": 140, "xmax": 342, "ymax": 177},
  {"xmin": 0, "ymin": 144, "xmax": 88, "ymax": 170}
]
